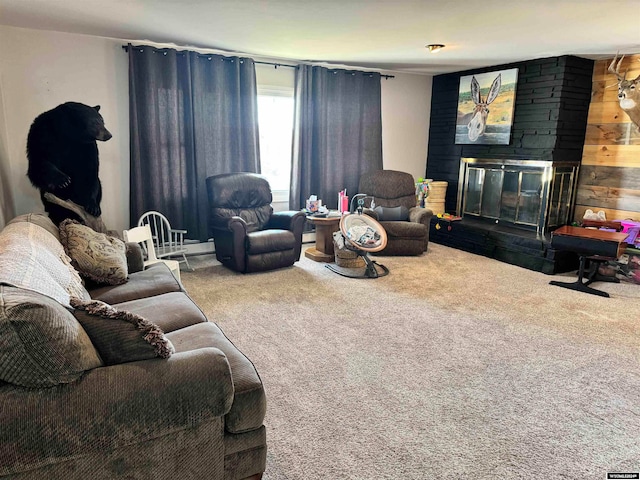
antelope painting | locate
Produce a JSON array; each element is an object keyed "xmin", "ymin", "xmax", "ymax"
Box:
[
  {"xmin": 608, "ymin": 53, "xmax": 640, "ymax": 128},
  {"xmin": 455, "ymin": 68, "xmax": 518, "ymax": 145}
]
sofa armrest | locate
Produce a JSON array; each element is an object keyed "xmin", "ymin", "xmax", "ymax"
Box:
[
  {"xmin": 409, "ymin": 207, "xmax": 434, "ymax": 226},
  {"xmin": 266, "ymin": 210, "xmax": 306, "ymax": 232},
  {"xmin": 125, "ymin": 241, "xmax": 145, "ymax": 273},
  {"xmin": 0, "ymin": 348, "xmax": 233, "ymax": 475}
]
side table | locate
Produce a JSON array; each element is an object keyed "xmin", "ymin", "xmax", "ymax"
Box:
[
  {"xmin": 305, "ymin": 215, "xmax": 342, "ymax": 262},
  {"xmin": 549, "ymin": 225, "xmax": 628, "ymax": 297}
]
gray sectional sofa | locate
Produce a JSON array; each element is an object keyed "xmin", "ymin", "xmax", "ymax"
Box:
[{"xmin": 0, "ymin": 213, "xmax": 266, "ymax": 480}]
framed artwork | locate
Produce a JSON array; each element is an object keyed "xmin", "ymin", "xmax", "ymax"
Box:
[{"xmin": 455, "ymin": 67, "xmax": 518, "ymax": 145}]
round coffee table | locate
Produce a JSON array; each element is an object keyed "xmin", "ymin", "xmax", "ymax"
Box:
[{"xmin": 305, "ymin": 215, "xmax": 341, "ymax": 262}]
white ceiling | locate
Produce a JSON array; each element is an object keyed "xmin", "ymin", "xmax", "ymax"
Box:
[{"xmin": 1, "ymin": 0, "xmax": 639, "ymax": 75}]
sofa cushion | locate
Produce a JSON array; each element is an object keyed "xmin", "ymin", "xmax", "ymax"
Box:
[
  {"xmin": 59, "ymin": 220, "xmax": 128, "ymax": 286},
  {"xmin": 0, "ymin": 286, "xmax": 102, "ymax": 387},
  {"xmin": 166, "ymin": 322, "xmax": 266, "ymax": 434},
  {"xmin": 113, "ymin": 291, "xmax": 208, "ymax": 333},
  {"xmin": 71, "ymin": 298, "xmax": 174, "ymax": 365},
  {"xmin": 88, "ymin": 263, "xmax": 181, "ymax": 304},
  {"xmin": 0, "ymin": 347, "xmax": 234, "ymax": 479}
]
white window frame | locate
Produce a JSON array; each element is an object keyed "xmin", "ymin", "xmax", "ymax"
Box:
[{"xmin": 257, "ymin": 85, "xmax": 295, "ymax": 204}]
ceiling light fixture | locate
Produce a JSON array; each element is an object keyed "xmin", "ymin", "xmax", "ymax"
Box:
[{"xmin": 426, "ymin": 44, "xmax": 445, "ymax": 53}]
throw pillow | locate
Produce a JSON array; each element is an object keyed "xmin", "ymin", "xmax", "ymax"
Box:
[
  {"xmin": 374, "ymin": 206, "xmax": 409, "ymax": 222},
  {"xmin": 59, "ymin": 219, "xmax": 128, "ymax": 286},
  {"xmin": 0, "ymin": 286, "xmax": 102, "ymax": 388},
  {"xmin": 71, "ymin": 298, "xmax": 174, "ymax": 365}
]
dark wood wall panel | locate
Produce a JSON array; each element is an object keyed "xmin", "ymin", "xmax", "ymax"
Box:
[{"xmin": 426, "ymin": 55, "xmax": 594, "ymax": 214}]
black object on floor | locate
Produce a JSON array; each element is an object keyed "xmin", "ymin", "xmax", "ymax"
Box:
[
  {"xmin": 326, "ymin": 255, "xmax": 389, "ymax": 279},
  {"xmin": 548, "ymin": 225, "xmax": 628, "ymax": 297},
  {"xmin": 549, "ymin": 255, "xmax": 619, "ymax": 298}
]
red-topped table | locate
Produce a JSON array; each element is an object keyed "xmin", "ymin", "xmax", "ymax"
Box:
[{"xmin": 549, "ymin": 225, "xmax": 628, "ymax": 297}]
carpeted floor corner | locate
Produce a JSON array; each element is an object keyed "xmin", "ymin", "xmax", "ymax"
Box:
[{"xmin": 182, "ymin": 243, "xmax": 640, "ymax": 480}]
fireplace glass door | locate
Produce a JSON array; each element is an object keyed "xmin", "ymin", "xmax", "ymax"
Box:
[
  {"xmin": 458, "ymin": 158, "xmax": 579, "ymax": 237},
  {"xmin": 464, "ymin": 167, "xmax": 543, "ymax": 225}
]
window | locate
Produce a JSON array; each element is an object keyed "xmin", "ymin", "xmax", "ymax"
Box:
[{"xmin": 257, "ymin": 86, "xmax": 294, "ymax": 201}]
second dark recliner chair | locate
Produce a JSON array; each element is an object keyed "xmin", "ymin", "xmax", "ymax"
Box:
[
  {"xmin": 359, "ymin": 170, "xmax": 433, "ymax": 255},
  {"xmin": 206, "ymin": 172, "xmax": 306, "ymax": 273}
]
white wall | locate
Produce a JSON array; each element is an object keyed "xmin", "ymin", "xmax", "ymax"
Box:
[
  {"xmin": 0, "ymin": 25, "xmax": 432, "ymax": 231},
  {"xmin": 0, "ymin": 56, "xmax": 16, "ymax": 227},
  {"xmin": 256, "ymin": 63, "xmax": 295, "ymax": 89},
  {"xmin": 0, "ymin": 26, "xmax": 129, "ymax": 231},
  {"xmin": 381, "ymin": 73, "xmax": 431, "ymax": 181}
]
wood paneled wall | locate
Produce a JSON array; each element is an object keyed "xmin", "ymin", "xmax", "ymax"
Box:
[{"xmin": 575, "ymin": 53, "xmax": 640, "ymax": 222}]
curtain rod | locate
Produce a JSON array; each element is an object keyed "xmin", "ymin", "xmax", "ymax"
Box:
[
  {"xmin": 255, "ymin": 60, "xmax": 297, "ymax": 69},
  {"xmin": 256, "ymin": 61, "xmax": 395, "ymax": 79},
  {"xmin": 122, "ymin": 45, "xmax": 394, "ymax": 79},
  {"xmin": 256, "ymin": 61, "xmax": 394, "ymax": 79}
]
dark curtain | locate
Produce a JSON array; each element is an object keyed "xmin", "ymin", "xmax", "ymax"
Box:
[
  {"xmin": 290, "ymin": 65, "xmax": 383, "ymax": 210},
  {"xmin": 129, "ymin": 44, "xmax": 260, "ymax": 241}
]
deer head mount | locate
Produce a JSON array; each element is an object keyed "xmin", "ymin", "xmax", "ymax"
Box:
[{"xmin": 608, "ymin": 53, "xmax": 640, "ymax": 128}]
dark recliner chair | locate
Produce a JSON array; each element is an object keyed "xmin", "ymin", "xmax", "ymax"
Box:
[
  {"xmin": 359, "ymin": 170, "xmax": 433, "ymax": 255},
  {"xmin": 206, "ymin": 172, "xmax": 306, "ymax": 273}
]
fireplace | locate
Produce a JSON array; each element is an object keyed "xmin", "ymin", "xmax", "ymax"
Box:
[{"xmin": 456, "ymin": 158, "xmax": 580, "ymax": 238}]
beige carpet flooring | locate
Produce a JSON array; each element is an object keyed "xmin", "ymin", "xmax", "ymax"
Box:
[{"xmin": 181, "ymin": 243, "xmax": 640, "ymax": 480}]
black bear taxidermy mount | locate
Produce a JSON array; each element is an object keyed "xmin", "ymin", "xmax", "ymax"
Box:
[{"xmin": 26, "ymin": 101, "xmax": 112, "ymax": 227}]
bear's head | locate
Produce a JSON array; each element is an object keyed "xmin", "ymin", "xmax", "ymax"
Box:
[{"xmin": 58, "ymin": 102, "xmax": 113, "ymax": 143}]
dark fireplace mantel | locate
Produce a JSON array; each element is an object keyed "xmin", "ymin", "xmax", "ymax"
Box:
[{"xmin": 457, "ymin": 157, "xmax": 580, "ymax": 238}]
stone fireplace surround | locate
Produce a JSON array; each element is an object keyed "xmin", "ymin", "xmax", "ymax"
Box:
[{"xmin": 425, "ymin": 55, "xmax": 594, "ymax": 273}]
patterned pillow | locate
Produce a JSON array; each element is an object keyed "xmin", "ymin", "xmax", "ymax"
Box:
[
  {"xmin": 59, "ymin": 220, "xmax": 128, "ymax": 285},
  {"xmin": 71, "ymin": 298, "xmax": 174, "ymax": 365},
  {"xmin": 0, "ymin": 286, "xmax": 102, "ymax": 388}
]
